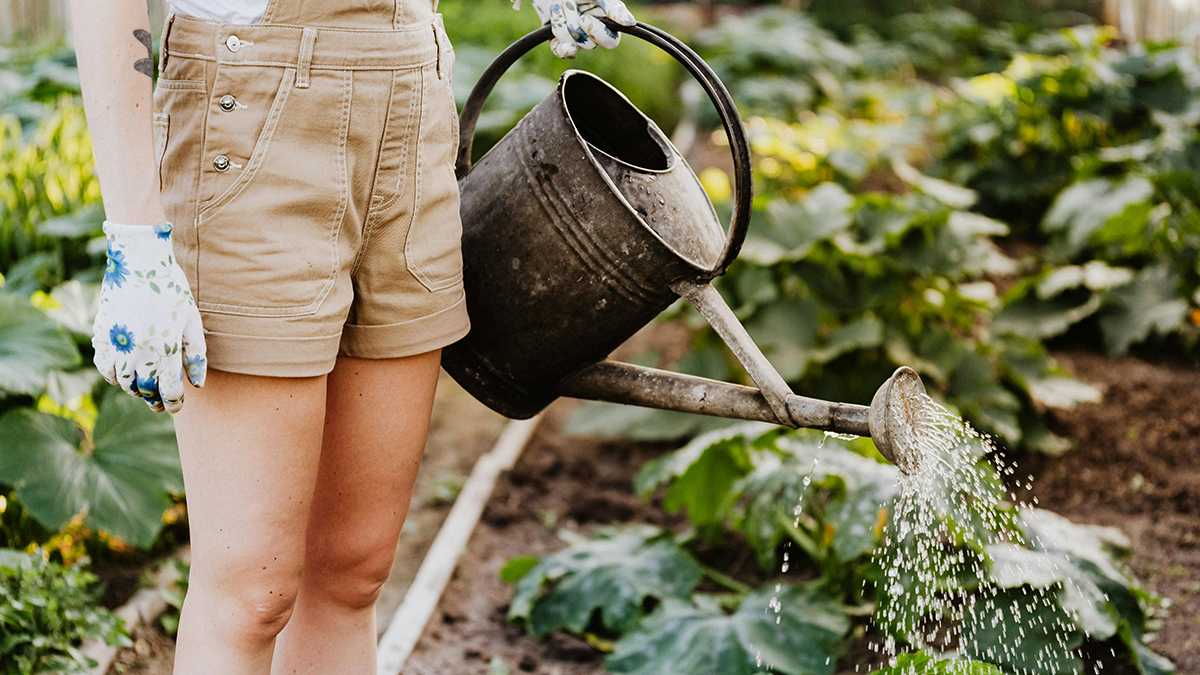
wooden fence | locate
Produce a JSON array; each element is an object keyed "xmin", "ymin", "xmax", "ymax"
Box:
[
  {"xmin": 0, "ymin": 0, "xmax": 166, "ymax": 45},
  {"xmin": 1104, "ymin": 0, "xmax": 1200, "ymax": 47}
]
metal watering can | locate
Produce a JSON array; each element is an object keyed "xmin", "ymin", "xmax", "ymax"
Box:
[{"xmin": 442, "ymin": 22, "xmax": 926, "ymax": 471}]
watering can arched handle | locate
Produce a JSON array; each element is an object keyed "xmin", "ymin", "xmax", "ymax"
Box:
[{"xmin": 454, "ymin": 21, "xmax": 752, "ymax": 277}]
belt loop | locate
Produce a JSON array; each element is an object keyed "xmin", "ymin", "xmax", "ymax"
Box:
[
  {"xmin": 158, "ymin": 11, "xmax": 176, "ymax": 75},
  {"xmin": 296, "ymin": 27, "xmax": 317, "ymax": 89}
]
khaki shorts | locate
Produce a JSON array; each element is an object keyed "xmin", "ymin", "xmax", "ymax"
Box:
[{"xmin": 152, "ymin": 11, "xmax": 469, "ymax": 377}]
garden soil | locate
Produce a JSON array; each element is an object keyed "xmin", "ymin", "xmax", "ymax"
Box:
[{"xmin": 404, "ymin": 350, "xmax": 1199, "ymax": 675}]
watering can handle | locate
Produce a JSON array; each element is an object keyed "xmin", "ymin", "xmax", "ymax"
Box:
[{"xmin": 454, "ymin": 21, "xmax": 752, "ymax": 277}]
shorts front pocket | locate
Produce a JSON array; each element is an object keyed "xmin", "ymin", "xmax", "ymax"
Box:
[
  {"xmin": 404, "ymin": 63, "xmax": 465, "ymax": 293},
  {"xmin": 194, "ymin": 66, "xmax": 353, "ymax": 318}
]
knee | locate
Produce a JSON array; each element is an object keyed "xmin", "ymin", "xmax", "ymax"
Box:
[
  {"xmin": 188, "ymin": 557, "xmax": 304, "ymax": 644},
  {"xmin": 305, "ymin": 536, "xmax": 398, "ymax": 610}
]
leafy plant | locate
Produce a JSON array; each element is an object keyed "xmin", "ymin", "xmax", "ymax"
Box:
[
  {"xmin": 504, "ymin": 525, "xmax": 701, "ymax": 637},
  {"xmin": 0, "ymin": 386, "xmax": 183, "ymax": 549},
  {"xmin": 870, "ymin": 651, "xmax": 1005, "ymax": 674},
  {"xmin": 606, "ymin": 584, "xmax": 850, "ymax": 675},
  {"xmin": 508, "ymin": 427, "xmax": 1173, "ymax": 673},
  {"xmin": 0, "ymin": 549, "xmax": 129, "ymax": 673}
]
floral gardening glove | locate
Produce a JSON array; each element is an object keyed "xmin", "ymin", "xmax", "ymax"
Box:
[
  {"xmin": 92, "ymin": 222, "xmax": 207, "ymax": 413},
  {"xmin": 515, "ymin": 0, "xmax": 636, "ymax": 59}
]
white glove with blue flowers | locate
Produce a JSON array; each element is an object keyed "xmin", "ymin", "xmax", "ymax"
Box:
[
  {"xmin": 92, "ymin": 222, "xmax": 206, "ymax": 413},
  {"xmin": 515, "ymin": 0, "xmax": 636, "ymax": 59}
]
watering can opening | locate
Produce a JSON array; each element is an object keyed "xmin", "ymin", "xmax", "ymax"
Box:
[
  {"xmin": 561, "ymin": 70, "xmax": 674, "ymax": 173},
  {"xmin": 559, "ymin": 70, "xmax": 727, "ymax": 273}
]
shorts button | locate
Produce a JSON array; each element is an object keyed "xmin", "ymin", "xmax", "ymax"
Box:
[
  {"xmin": 213, "ymin": 154, "xmax": 231, "ymax": 172},
  {"xmin": 225, "ymin": 35, "xmax": 242, "ymax": 52},
  {"xmin": 218, "ymin": 94, "xmax": 237, "ymax": 111}
]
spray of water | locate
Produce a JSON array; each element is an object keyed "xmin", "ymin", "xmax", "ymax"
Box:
[{"xmin": 863, "ymin": 393, "xmax": 1089, "ymax": 673}]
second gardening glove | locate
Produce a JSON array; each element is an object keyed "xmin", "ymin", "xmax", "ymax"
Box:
[
  {"xmin": 92, "ymin": 221, "xmax": 207, "ymax": 413},
  {"xmin": 515, "ymin": 0, "xmax": 637, "ymax": 59}
]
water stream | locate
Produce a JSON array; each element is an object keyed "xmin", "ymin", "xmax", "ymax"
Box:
[
  {"xmin": 770, "ymin": 394, "xmax": 1098, "ymax": 674},
  {"xmin": 864, "ymin": 393, "xmax": 1085, "ymax": 672}
]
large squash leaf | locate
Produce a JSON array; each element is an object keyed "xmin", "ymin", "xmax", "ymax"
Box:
[
  {"xmin": 0, "ymin": 292, "xmax": 80, "ymax": 397},
  {"xmin": 607, "ymin": 584, "xmax": 850, "ymax": 675},
  {"xmin": 982, "ymin": 509, "xmax": 1174, "ymax": 674},
  {"xmin": 1042, "ymin": 177, "xmax": 1155, "ymax": 259},
  {"xmin": 0, "ymin": 388, "xmax": 181, "ymax": 548},
  {"xmin": 732, "ymin": 435, "xmax": 899, "ymax": 569},
  {"xmin": 634, "ymin": 423, "xmax": 774, "ymax": 528},
  {"xmin": 506, "ymin": 526, "xmax": 701, "ymax": 637},
  {"xmin": 961, "ymin": 587, "xmax": 1084, "ymax": 675},
  {"xmin": 870, "ymin": 651, "xmax": 1004, "ymax": 674},
  {"xmin": 1097, "ymin": 265, "xmax": 1189, "ymax": 355}
]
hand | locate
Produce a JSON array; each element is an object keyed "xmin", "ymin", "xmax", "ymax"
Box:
[
  {"xmin": 515, "ymin": 0, "xmax": 636, "ymax": 59},
  {"xmin": 92, "ymin": 222, "xmax": 207, "ymax": 413}
]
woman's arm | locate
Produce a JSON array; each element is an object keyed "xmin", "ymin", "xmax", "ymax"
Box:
[
  {"xmin": 68, "ymin": 0, "xmax": 164, "ymax": 224},
  {"xmin": 69, "ymin": 1, "xmax": 207, "ymax": 412}
]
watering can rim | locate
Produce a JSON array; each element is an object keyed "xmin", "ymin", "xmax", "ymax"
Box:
[
  {"xmin": 560, "ymin": 69, "xmax": 679, "ymax": 177},
  {"xmin": 453, "ymin": 20, "xmax": 754, "ymax": 281},
  {"xmin": 557, "ymin": 69, "xmax": 726, "ymax": 272}
]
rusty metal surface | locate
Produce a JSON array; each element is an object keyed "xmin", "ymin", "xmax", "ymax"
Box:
[{"xmin": 560, "ymin": 361, "xmax": 871, "ymax": 436}]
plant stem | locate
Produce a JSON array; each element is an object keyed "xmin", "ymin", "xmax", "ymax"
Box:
[{"xmin": 698, "ymin": 563, "xmax": 753, "ymax": 595}]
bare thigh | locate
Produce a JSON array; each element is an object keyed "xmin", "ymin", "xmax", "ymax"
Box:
[
  {"xmin": 300, "ymin": 352, "xmax": 442, "ymax": 600},
  {"xmin": 171, "ymin": 370, "xmax": 328, "ymax": 622}
]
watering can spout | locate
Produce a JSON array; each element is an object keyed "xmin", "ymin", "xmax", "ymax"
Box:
[{"xmin": 558, "ymin": 361, "xmax": 928, "ymax": 474}]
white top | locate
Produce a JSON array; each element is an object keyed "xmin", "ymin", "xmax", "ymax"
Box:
[{"xmin": 169, "ymin": 0, "xmax": 269, "ymax": 24}]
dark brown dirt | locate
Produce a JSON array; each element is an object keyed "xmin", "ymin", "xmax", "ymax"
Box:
[
  {"xmin": 405, "ymin": 407, "xmax": 668, "ymax": 675},
  {"xmin": 407, "ymin": 350, "xmax": 1200, "ymax": 675},
  {"xmin": 1028, "ymin": 351, "xmax": 1200, "ymax": 674}
]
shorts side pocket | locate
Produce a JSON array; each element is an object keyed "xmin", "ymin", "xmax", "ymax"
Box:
[{"xmin": 152, "ymin": 112, "xmax": 170, "ymax": 191}]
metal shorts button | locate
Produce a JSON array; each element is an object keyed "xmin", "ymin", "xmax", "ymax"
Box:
[
  {"xmin": 225, "ymin": 35, "xmax": 242, "ymax": 53},
  {"xmin": 218, "ymin": 94, "xmax": 237, "ymax": 111},
  {"xmin": 213, "ymin": 154, "xmax": 231, "ymax": 172}
]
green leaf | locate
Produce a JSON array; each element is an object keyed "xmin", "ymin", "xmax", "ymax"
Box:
[
  {"xmin": 607, "ymin": 584, "xmax": 850, "ymax": 675},
  {"xmin": 745, "ymin": 298, "xmax": 822, "ymax": 381},
  {"xmin": 742, "ymin": 183, "xmax": 854, "ymax": 264},
  {"xmin": 994, "ymin": 293, "xmax": 1102, "ymax": 340},
  {"xmin": 1036, "ymin": 262, "xmax": 1135, "ymax": 298},
  {"xmin": 961, "ymin": 587, "xmax": 1084, "ymax": 674},
  {"xmin": 870, "ymin": 651, "xmax": 1005, "ymax": 674},
  {"xmin": 729, "ymin": 434, "xmax": 899, "ymax": 569},
  {"xmin": 1042, "ymin": 177, "xmax": 1155, "ymax": 258},
  {"xmin": 0, "ymin": 292, "xmax": 80, "ymax": 397},
  {"xmin": 1098, "ymin": 265, "xmax": 1189, "ymax": 355},
  {"xmin": 948, "ymin": 351, "xmax": 1022, "ymax": 444},
  {"xmin": 0, "ymin": 388, "xmax": 181, "ymax": 548},
  {"xmin": 36, "ymin": 203, "xmax": 104, "ymax": 239},
  {"xmin": 634, "ymin": 423, "xmax": 771, "ymax": 527},
  {"xmin": 35, "ymin": 281, "xmax": 97, "ymax": 337},
  {"xmin": 507, "ymin": 526, "xmax": 701, "ymax": 637},
  {"xmin": 500, "ymin": 555, "xmax": 539, "ymax": 585},
  {"xmin": 892, "ymin": 158, "xmax": 978, "ymax": 209}
]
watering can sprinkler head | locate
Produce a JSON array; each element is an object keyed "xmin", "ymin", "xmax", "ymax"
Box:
[{"xmin": 868, "ymin": 366, "xmax": 928, "ymax": 474}]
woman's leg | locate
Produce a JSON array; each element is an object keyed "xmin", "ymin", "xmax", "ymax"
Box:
[
  {"xmin": 271, "ymin": 351, "xmax": 442, "ymax": 674},
  {"xmin": 171, "ymin": 370, "xmax": 329, "ymax": 675}
]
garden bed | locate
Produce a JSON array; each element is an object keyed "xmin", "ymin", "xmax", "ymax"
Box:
[{"xmin": 404, "ymin": 351, "xmax": 1199, "ymax": 674}]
